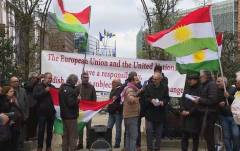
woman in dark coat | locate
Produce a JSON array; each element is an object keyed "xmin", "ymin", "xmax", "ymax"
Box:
[
  {"xmin": 180, "ymin": 74, "xmax": 201, "ymax": 151},
  {"xmin": 1, "ymin": 86, "xmax": 24, "ymax": 151}
]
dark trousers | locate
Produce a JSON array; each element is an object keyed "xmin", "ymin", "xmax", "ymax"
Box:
[
  {"xmin": 78, "ymin": 120, "xmax": 91, "ymax": 148},
  {"xmin": 26, "ymin": 106, "xmax": 38, "ymax": 140},
  {"xmin": 0, "ymin": 140, "xmax": 11, "ymax": 151},
  {"xmin": 10, "ymin": 125, "xmax": 24, "ymax": 151},
  {"xmin": 37, "ymin": 116, "xmax": 55, "ymax": 149},
  {"xmin": 181, "ymin": 131, "xmax": 199, "ymax": 151},
  {"xmin": 146, "ymin": 120, "xmax": 163, "ymax": 151},
  {"xmin": 203, "ymin": 115, "xmax": 217, "ymax": 151},
  {"xmin": 62, "ymin": 119, "xmax": 78, "ymax": 151}
]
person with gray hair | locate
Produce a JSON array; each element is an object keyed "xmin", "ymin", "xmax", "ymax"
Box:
[
  {"xmin": 216, "ymin": 76, "xmax": 239, "ymax": 151},
  {"xmin": 33, "ymin": 72, "xmax": 56, "ymax": 151},
  {"xmin": 191, "ymin": 70, "xmax": 218, "ymax": 151},
  {"xmin": 59, "ymin": 74, "xmax": 80, "ymax": 151}
]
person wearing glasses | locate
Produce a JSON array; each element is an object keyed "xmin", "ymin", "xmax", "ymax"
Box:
[
  {"xmin": 144, "ymin": 72, "xmax": 169, "ymax": 151},
  {"xmin": 9, "ymin": 76, "xmax": 29, "ymax": 151},
  {"xmin": 33, "ymin": 72, "xmax": 56, "ymax": 151},
  {"xmin": 76, "ymin": 72, "xmax": 96, "ymax": 149}
]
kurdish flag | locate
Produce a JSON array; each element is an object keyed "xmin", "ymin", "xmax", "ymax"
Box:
[
  {"xmin": 53, "ymin": 0, "xmax": 91, "ymax": 33},
  {"xmin": 176, "ymin": 33, "xmax": 223, "ymax": 74},
  {"xmin": 49, "ymin": 88, "xmax": 111, "ymax": 135},
  {"xmin": 147, "ymin": 6, "xmax": 217, "ymax": 57}
]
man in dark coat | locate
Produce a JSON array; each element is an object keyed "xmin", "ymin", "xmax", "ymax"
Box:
[
  {"xmin": 107, "ymin": 78, "xmax": 123, "ymax": 148},
  {"xmin": 180, "ymin": 74, "xmax": 201, "ymax": 151},
  {"xmin": 59, "ymin": 74, "xmax": 80, "ymax": 151},
  {"xmin": 192, "ymin": 70, "xmax": 219, "ymax": 151},
  {"xmin": 33, "ymin": 72, "xmax": 56, "ymax": 151},
  {"xmin": 216, "ymin": 76, "xmax": 239, "ymax": 151},
  {"xmin": 76, "ymin": 72, "xmax": 96, "ymax": 149},
  {"xmin": 144, "ymin": 72, "xmax": 169, "ymax": 151}
]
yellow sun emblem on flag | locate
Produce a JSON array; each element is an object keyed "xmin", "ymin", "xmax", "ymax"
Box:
[
  {"xmin": 193, "ymin": 50, "xmax": 205, "ymax": 63},
  {"xmin": 63, "ymin": 13, "xmax": 80, "ymax": 25},
  {"xmin": 174, "ymin": 26, "xmax": 192, "ymax": 43}
]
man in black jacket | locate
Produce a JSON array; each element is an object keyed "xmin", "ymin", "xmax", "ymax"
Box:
[
  {"xmin": 216, "ymin": 77, "xmax": 239, "ymax": 151},
  {"xmin": 192, "ymin": 70, "xmax": 218, "ymax": 151},
  {"xmin": 33, "ymin": 72, "xmax": 56, "ymax": 151},
  {"xmin": 107, "ymin": 78, "xmax": 122, "ymax": 148},
  {"xmin": 144, "ymin": 72, "xmax": 169, "ymax": 151},
  {"xmin": 59, "ymin": 74, "xmax": 80, "ymax": 151},
  {"xmin": 180, "ymin": 74, "xmax": 201, "ymax": 151}
]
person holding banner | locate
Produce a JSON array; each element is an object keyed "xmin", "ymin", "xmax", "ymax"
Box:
[
  {"xmin": 76, "ymin": 72, "xmax": 97, "ymax": 149},
  {"xmin": 107, "ymin": 78, "xmax": 123, "ymax": 148},
  {"xmin": 59, "ymin": 74, "xmax": 80, "ymax": 151},
  {"xmin": 191, "ymin": 70, "xmax": 218, "ymax": 151},
  {"xmin": 180, "ymin": 74, "xmax": 201, "ymax": 151}
]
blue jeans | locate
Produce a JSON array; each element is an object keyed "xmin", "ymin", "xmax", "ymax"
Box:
[
  {"xmin": 124, "ymin": 117, "xmax": 138, "ymax": 151},
  {"xmin": 146, "ymin": 120, "xmax": 164, "ymax": 150},
  {"xmin": 37, "ymin": 116, "xmax": 55, "ymax": 148},
  {"xmin": 220, "ymin": 116, "xmax": 240, "ymax": 151},
  {"xmin": 107, "ymin": 113, "xmax": 122, "ymax": 146}
]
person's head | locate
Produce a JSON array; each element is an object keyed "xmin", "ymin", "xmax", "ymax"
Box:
[
  {"xmin": 128, "ymin": 71, "xmax": 139, "ymax": 85},
  {"xmin": 43, "ymin": 72, "xmax": 52, "ymax": 85},
  {"xmin": 216, "ymin": 77, "xmax": 227, "ymax": 89},
  {"xmin": 152, "ymin": 72, "xmax": 162, "ymax": 86},
  {"xmin": 236, "ymin": 71, "xmax": 240, "ymax": 79},
  {"xmin": 154, "ymin": 65, "xmax": 162, "ymax": 73},
  {"xmin": 9, "ymin": 76, "xmax": 20, "ymax": 88},
  {"xmin": 236, "ymin": 76, "xmax": 240, "ymax": 90},
  {"xmin": 200, "ymin": 70, "xmax": 212, "ymax": 84},
  {"xmin": 2, "ymin": 86, "xmax": 14, "ymax": 98},
  {"xmin": 187, "ymin": 74, "xmax": 199, "ymax": 87},
  {"xmin": 81, "ymin": 72, "xmax": 89, "ymax": 84},
  {"xmin": 111, "ymin": 78, "xmax": 121, "ymax": 89},
  {"xmin": 66, "ymin": 74, "xmax": 78, "ymax": 86},
  {"xmin": 29, "ymin": 72, "xmax": 39, "ymax": 83}
]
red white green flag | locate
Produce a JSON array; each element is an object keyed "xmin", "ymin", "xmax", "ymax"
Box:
[
  {"xmin": 53, "ymin": 0, "xmax": 91, "ymax": 33},
  {"xmin": 147, "ymin": 6, "xmax": 217, "ymax": 57},
  {"xmin": 176, "ymin": 33, "xmax": 223, "ymax": 74},
  {"xmin": 49, "ymin": 88, "xmax": 111, "ymax": 135}
]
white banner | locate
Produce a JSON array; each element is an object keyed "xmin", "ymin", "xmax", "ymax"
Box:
[{"xmin": 41, "ymin": 50, "xmax": 186, "ymax": 97}]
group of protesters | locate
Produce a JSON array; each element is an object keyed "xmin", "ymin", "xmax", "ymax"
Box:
[{"xmin": 1, "ymin": 65, "xmax": 240, "ymax": 151}]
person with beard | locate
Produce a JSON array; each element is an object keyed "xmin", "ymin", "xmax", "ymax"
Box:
[
  {"xmin": 180, "ymin": 74, "xmax": 201, "ymax": 151},
  {"xmin": 76, "ymin": 72, "xmax": 96, "ymax": 149},
  {"xmin": 107, "ymin": 78, "xmax": 123, "ymax": 148},
  {"xmin": 121, "ymin": 71, "xmax": 140, "ymax": 151},
  {"xmin": 33, "ymin": 72, "xmax": 56, "ymax": 151},
  {"xmin": 59, "ymin": 74, "xmax": 80, "ymax": 151},
  {"xmin": 191, "ymin": 70, "xmax": 219, "ymax": 151},
  {"xmin": 216, "ymin": 76, "xmax": 239, "ymax": 151}
]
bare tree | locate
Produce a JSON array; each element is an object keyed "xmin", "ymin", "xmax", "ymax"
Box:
[
  {"xmin": 9, "ymin": 0, "xmax": 51, "ymax": 80},
  {"xmin": 140, "ymin": 0, "xmax": 178, "ymax": 60}
]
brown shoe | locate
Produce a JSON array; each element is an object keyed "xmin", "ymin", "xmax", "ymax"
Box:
[{"xmin": 37, "ymin": 148, "xmax": 42, "ymax": 151}]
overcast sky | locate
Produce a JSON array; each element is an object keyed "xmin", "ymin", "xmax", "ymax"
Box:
[{"xmin": 50, "ymin": 0, "xmax": 226, "ymax": 58}]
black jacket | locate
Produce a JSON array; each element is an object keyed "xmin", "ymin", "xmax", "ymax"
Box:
[
  {"xmin": 180, "ymin": 84, "xmax": 201, "ymax": 133},
  {"xmin": 33, "ymin": 82, "xmax": 56, "ymax": 117},
  {"xmin": 107, "ymin": 85, "xmax": 123, "ymax": 114},
  {"xmin": 144, "ymin": 82, "xmax": 169, "ymax": 123},
  {"xmin": 198, "ymin": 80, "xmax": 219, "ymax": 113},
  {"xmin": 59, "ymin": 83, "xmax": 79, "ymax": 120},
  {"xmin": 218, "ymin": 86, "xmax": 236, "ymax": 117},
  {"xmin": 24, "ymin": 80, "xmax": 39, "ymax": 107}
]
